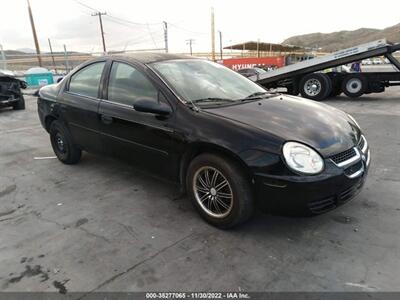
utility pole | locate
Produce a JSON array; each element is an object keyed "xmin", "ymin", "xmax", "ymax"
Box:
[
  {"xmin": 218, "ymin": 31, "xmax": 223, "ymax": 60},
  {"xmin": 186, "ymin": 39, "xmax": 195, "ymax": 55},
  {"xmin": 63, "ymin": 44, "xmax": 69, "ymax": 73},
  {"xmin": 48, "ymin": 38, "xmax": 57, "ymax": 73},
  {"xmin": 0, "ymin": 44, "xmax": 6, "ymax": 70},
  {"xmin": 92, "ymin": 12, "xmax": 107, "ymax": 54},
  {"xmin": 163, "ymin": 21, "xmax": 168, "ymax": 53},
  {"xmin": 27, "ymin": 0, "xmax": 42, "ymax": 67},
  {"xmin": 211, "ymin": 7, "xmax": 215, "ymax": 61}
]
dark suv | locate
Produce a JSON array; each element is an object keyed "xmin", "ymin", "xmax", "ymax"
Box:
[{"xmin": 38, "ymin": 53, "xmax": 370, "ymax": 228}]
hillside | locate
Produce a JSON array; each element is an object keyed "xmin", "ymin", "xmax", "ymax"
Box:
[{"xmin": 283, "ymin": 23, "xmax": 400, "ymax": 52}]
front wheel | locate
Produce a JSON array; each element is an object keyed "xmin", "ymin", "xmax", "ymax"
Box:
[
  {"xmin": 342, "ymin": 74, "xmax": 367, "ymax": 98},
  {"xmin": 49, "ymin": 120, "xmax": 81, "ymax": 164},
  {"xmin": 186, "ymin": 153, "xmax": 254, "ymax": 229}
]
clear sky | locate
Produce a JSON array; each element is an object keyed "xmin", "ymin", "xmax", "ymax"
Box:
[{"xmin": 1, "ymin": 0, "xmax": 399, "ymax": 53}]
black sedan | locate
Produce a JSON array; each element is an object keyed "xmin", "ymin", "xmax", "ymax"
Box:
[{"xmin": 37, "ymin": 53, "xmax": 370, "ymax": 228}]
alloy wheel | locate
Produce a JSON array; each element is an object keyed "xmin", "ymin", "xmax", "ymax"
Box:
[
  {"xmin": 192, "ymin": 166, "xmax": 234, "ymax": 218},
  {"xmin": 304, "ymin": 78, "xmax": 322, "ymax": 96}
]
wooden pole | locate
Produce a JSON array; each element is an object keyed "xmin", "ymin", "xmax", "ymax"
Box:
[
  {"xmin": 27, "ymin": 0, "xmax": 42, "ymax": 67},
  {"xmin": 92, "ymin": 12, "xmax": 107, "ymax": 54},
  {"xmin": 48, "ymin": 38, "xmax": 57, "ymax": 73}
]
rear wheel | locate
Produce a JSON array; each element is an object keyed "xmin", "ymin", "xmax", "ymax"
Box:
[
  {"xmin": 299, "ymin": 73, "xmax": 332, "ymax": 101},
  {"xmin": 286, "ymin": 82, "xmax": 299, "ymax": 96},
  {"xmin": 13, "ymin": 96, "xmax": 25, "ymax": 110},
  {"xmin": 49, "ymin": 120, "xmax": 81, "ymax": 164},
  {"xmin": 186, "ymin": 153, "xmax": 254, "ymax": 229},
  {"xmin": 342, "ymin": 74, "xmax": 367, "ymax": 98}
]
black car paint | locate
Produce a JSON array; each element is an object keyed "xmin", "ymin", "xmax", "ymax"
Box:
[{"xmin": 38, "ymin": 54, "xmax": 369, "ymax": 215}]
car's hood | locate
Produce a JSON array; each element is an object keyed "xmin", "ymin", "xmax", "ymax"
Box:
[{"xmin": 204, "ymin": 95, "xmax": 361, "ymax": 157}]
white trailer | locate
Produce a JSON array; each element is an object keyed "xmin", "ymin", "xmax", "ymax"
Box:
[{"xmin": 253, "ymin": 39, "xmax": 400, "ymax": 100}]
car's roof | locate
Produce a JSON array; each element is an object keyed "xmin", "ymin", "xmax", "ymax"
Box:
[{"xmin": 105, "ymin": 52, "xmax": 194, "ymax": 64}]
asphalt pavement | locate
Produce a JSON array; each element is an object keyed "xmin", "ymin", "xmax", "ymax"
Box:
[{"xmin": 0, "ymin": 87, "xmax": 399, "ymax": 294}]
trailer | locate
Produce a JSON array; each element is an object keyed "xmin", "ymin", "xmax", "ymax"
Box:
[{"xmin": 253, "ymin": 39, "xmax": 400, "ymax": 101}]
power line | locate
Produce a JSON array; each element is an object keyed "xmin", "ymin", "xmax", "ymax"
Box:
[
  {"xmin": 108, "ymin": 36, "xmax": 164, "ymax": 50},
  {"xmin": 102, "ymin": 16, "xmax": 162, "ymax": 50},
  {"xmin": 73, "ymin": 0, "xmax": 163, "ymax": 51},
  {"xmin": 73, "ymin": 0, "xmax": 162, "ymax": 26},
  {"xmin": 105, "ymin": 14, "xmax": 162, "ymax": 26},
  {"xmin": 169, "ymin": 23, "xmax": 208, "ymax": 36},
  {"xmin": 73, "ymin": 0, "xmax": 98, "ymax": 12},
  {"xmin": 146, "ymin": 23, "xmax": 158, "ymax": 48}
]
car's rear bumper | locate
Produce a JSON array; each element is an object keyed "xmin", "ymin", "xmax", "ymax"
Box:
[{"xmin": 254, "ymin": 158, "xmax": 369, "ymax": 216}]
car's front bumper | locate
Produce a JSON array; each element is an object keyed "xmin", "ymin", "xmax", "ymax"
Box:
[
  {"xmin": 254, "ymin": 148, "xmax": 370, "ymax": 216},
  {"xmin": 0, "ymin": 98, "xmax": 20, "ymax": 107}
]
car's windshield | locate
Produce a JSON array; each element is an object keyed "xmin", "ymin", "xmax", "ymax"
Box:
[{"xmin": 151, "ymin": 59, "xmax": 268, "ymax": 106}]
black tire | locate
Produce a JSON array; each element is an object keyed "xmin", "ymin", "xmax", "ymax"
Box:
[
  {"xmin": 13, "ymin": 95, "xmax": 25, "ymax": 110},
  {"xmin": 286, "ymin": 84, "xmax": 299, "ymax": 96},
  {"xmin": 341, "ymin": 74, "xmax": 367, "ymax": 98},
  {"xmin": 49, "ymin": 120, "xmax": 81, "ymax": 164},
  {"xmin": 299, "ymin": 73, "xmax": 332, "ymax": 101},
  {"xmin": 186, "ymin": 153, "xmax": 254, "ymax": 229}
]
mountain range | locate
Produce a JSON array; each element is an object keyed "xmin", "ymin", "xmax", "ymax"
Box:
[{"xmin": 283, "ymin": 23, "xmax": 400, "ymax": 52}]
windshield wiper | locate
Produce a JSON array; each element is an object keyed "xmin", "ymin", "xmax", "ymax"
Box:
[
  {"xmin": 240, "ymin": 91, "xmax": 277, "ymax": 101},
  {"xmin": 190, "ymin": 97, "xmax": 236, "ymax": 104}
]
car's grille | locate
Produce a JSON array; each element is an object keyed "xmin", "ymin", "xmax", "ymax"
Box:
[
  {"xmin": 358, "ymin": 136, "xmax": 365, "ymax": 151},
  {"xmin": 330, "ymin": 148, "xmax": 357, "ymax": 165},
  {"xmin": 344, "ymin": 160, "xmax": 363, "ymax": 177}
]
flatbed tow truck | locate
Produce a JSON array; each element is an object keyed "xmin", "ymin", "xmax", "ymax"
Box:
[{"xmin": 253, "ymin": 39, "xmax": 400, "ymax": 100}]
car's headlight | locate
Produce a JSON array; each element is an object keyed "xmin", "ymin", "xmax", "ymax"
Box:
[
  {"xmin": 347, "ymin": 114, "xmax": 361, "ymax": 129},
  {"xmin": 282, "ymin": 142, "xmax": 324, "ymax": 174}
]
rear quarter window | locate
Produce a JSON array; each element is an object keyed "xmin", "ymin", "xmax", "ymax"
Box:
[{"xmin": 68, "ymin": 62, "xmax": 105, "ymax": 98}]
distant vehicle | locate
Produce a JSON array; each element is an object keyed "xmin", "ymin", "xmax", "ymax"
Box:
[
  {"xmin": 38, "ymin": 54, "xmax": 370, "ymax": 228},
  {"xmin": 237, "ymin": 67, "xmax": 267, "ymax": 78},
  {"xmin": 253, "ymin": 40, "xmax": 400, "ymax": 100},
  {"xmin": 372, "ymin": 58, "xmax": 383, "ymax": 65},
  {"xmin": 257, "ymin": 64, "xmax": 278, "ymax": 72},
  {"xmin": 0, "ymin": 72, "xmax": 27, "ymax": 110}
]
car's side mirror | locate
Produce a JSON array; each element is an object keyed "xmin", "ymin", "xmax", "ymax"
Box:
[{"xmin": 133, "ymin": 98, "xmax": 172, "ymax": 116}]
